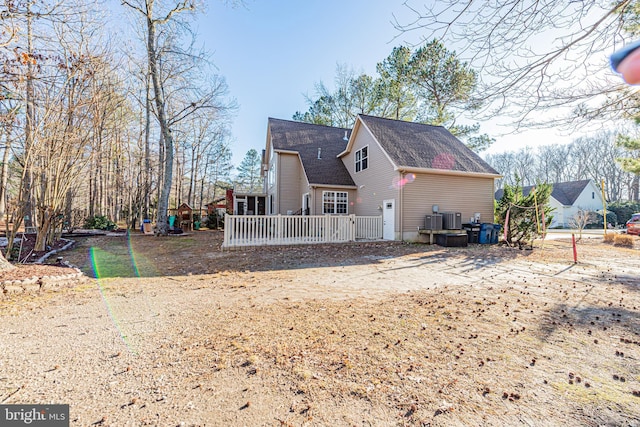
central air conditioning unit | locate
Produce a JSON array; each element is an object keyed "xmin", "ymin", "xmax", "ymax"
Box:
[
  {"xmin": 442, "ymin": 212, "xmax": 462, "ymax": 230},
  {"xmin": 425, "ymin": 213, "xmax": 443, "ymax": 230}
]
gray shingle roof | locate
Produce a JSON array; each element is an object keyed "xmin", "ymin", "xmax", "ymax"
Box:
[
  {"xmin": 494, "ymin": 180, "xmax": 592, "ymax": 206},
  {"xmin": 549, "ymin": 180, "xmax": 593, "ymax": 205},
  {"xmin": 358, "ymin": 115, "xmax": 499, "ymax": 175},
  {"xmin": 268, "ymin": 118, "xmax": 355, "ymax": 187}
]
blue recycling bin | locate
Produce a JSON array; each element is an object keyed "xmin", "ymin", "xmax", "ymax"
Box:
[
  {"xmin": 479, "ymin": 223, "xmax": 492, "ymax": 244},
  {"xmin": 491, "ymin": 223, "xmax": 501, "ymax": 244}
]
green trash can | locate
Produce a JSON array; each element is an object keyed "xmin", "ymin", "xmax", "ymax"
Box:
[
  {"xmin": 169, "ymin": 215, "xmax": 176, "ymax": 229},
  {"xmin": 194, "ymin": 221, "xmax": 201, "ymax": 230}
]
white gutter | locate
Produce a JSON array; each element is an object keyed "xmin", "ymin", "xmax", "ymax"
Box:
[{"xmin": 396, "ymin": 166, "xmax": 502, "ymax": 179}]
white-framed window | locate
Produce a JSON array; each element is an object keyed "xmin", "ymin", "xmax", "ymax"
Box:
[
  {"xmin": 355, "ymin": 146, "xmax": 368, "ymax": 173},
  {"xmin": 268, "ymin": 157, "xmax": 276, "ymax": 188},
  {"xmin": 322, "ymin": 191, "xmax": 348, "ymax": 214}
]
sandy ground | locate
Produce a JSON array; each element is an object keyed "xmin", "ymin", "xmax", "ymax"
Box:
[{"xmin": 1, "ymin": 231, "xmax": 639, "ymax": 426}]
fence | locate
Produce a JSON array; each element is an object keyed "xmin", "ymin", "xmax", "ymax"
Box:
[{"xmin": 222, "ymin": 214, "xmax": 382, "ymax": 249}]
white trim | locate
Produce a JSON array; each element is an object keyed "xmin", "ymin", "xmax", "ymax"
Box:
[
  {"xmin": 322, "ymin": 190, "xmax": 348, "ymax": 215},
  {"xmin": 397, "ymin": 166, "xmax": 502, "ymax": 179},
  {"xmin": 274, "ymin": 148, "xmax": 300, "ymax": 155},
  {"xmin": 339, "ymin": 116, "xmax": 398, "ymax": 169},
  {"xmin": 355, "ymin": 145, "xmax": 369, "ymax": 173},
  {"xmin": 310, "ymin": 184, "xmax": 358, "ymax": 189},
  {"xmin": 302, "ymin": 193, "xmax": 310, "ymax": 215}
]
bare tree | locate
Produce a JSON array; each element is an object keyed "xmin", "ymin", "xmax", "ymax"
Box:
[
  {"xmin": 31, "ymin": 22, "xmax": 111, "ymax": 250},
  {"xmin": 0, "ymin": 102, "xmax": 18, "ymax": 222},
  {"xmin": 535, "ymin": 145, "xmax": 572, "ymax": 184},
  {"xmin": 486, "ymin": 130, "xmax": 637, "ymax": 202},
  {"xmin": 395, "ymin": 1, "xmax": 635, "ymax": 127},
  {"xmin": 123, "ymin": 0, "xmax": 235, "ymax": 235},
  {"xmin": 0, "ymin": 0, "xmax": 94, "ymax": 262},
  {"xmin": 569, "ymin": 208, "xmax": 597, "ymax": 241},
  {"xmin": 122, "ymin": 0, "xmax": 196, "ymax": 235}
]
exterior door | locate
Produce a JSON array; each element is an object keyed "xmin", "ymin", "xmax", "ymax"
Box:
[
  {"xmin": 383, "ymin": 199, "xmax": 395, "ymax": 240},
  {"xmin": 302, "ymin": 193, "xmax": 310, "ymax": 215}
]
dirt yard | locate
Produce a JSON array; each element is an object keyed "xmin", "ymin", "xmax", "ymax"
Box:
[{"xmin": 1, "ymin": 230, "xmax": 639, "ymax": 426}]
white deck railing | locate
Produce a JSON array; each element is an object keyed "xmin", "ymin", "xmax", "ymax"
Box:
[{"xmin": 222, "ymin": 214, "xmax": 382, "ymax": 249}]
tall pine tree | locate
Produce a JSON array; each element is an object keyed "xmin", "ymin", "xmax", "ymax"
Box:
[{"xmin": 236, "ymin": 149, "xmax": 262, "ymax": 192}]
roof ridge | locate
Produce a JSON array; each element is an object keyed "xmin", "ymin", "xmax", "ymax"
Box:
[
  {"xmin": 358, "ymin": 114, "xmax": 448, "ymax": 130},
  {"xmin": 269, "ymin": 117, "xmax": 351, "ymax": 131}
]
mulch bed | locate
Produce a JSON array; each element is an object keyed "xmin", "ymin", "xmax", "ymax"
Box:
[
  {"xmin": 1, "ymin": 233, "xmax": 80, "ymax": 284},
  {"xmin": 1, "ymin": 233, "xmax": 69, "ymax": 263}
]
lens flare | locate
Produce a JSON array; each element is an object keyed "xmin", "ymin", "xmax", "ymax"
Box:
[
  {"xmin": 90, "ymin": 246, "xmax": 136, "ymax": 353},
  {"xmin": 432, "ymin": 153, "xmax": 456, "ymax": 170},
  {"xmin": 89, "ymin": 231, "xmax": 157, "ymax": 355},
  {"xmin": 390, "ymin": 173, "xmax": 416, "ymax": 190}
]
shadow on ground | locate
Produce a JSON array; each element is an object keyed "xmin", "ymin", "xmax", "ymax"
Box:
[{"xmin": 58, "ymin": 230, "xmax": 528, "ymax": 279}]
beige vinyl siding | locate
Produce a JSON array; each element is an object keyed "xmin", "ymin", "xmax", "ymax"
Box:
[
  {"xmin": 277, "ymin": 153, "xmax": 304, "ymax": 214},
  {"xmin": 341, "ymin": 125, "xmax": 399, "ymax": 224},
  {"xmin": 401, "ymin": 173, "xmax": 496, "ymax": 239},
  {"xmin": 310, "ymin": 187, "xmax": 356, "ymax": 215}
]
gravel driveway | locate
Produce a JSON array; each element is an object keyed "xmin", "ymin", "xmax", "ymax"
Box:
[{"xmin": 1, "ymin": 232, "xmax": 639, "ymax": 426}]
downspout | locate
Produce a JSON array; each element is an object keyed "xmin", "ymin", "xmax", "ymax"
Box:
[
  {"xmin": 276, "ymin": 154, "xmax": 280, "ymax": 214},
  {"xmin": 400, "ymin": 171, "xmax": 404, "ymax": 241}
]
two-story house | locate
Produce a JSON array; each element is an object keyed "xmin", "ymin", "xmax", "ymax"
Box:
[{"xmin": 261, "ymin": 114, "xmax": 501, "ymax": 241}]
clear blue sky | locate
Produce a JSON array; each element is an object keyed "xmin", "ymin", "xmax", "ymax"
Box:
[
  {"xmin": 199, "ymin": 0, "xmax": 419, "ymax": 167},
  {"xmin": 196, "ymin": 1, "xmax": 579, "ymax": 169}
]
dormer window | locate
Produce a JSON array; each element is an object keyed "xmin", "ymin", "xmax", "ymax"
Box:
[{"xmin": 355, "ymin": 146, "xmax": 368, "ymax": 173}]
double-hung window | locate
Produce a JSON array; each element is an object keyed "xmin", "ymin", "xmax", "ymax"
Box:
[
  {"xmin": 323, "ymin": 191, "xmax": 348, "ymax": 214},
  {"xmin": 355, "ymin": 146, "xmax": 368, "ymax": 173}
]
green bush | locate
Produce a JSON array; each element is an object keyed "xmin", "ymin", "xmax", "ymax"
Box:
[
  {"xmin": 205, "ymin": 212, "xmax": 224, "ymax": 229},
  {"xmin": 608, "ymin": 201, "xmax": 640, "ymax": 226},
  {"xmin": 84, "ymin": 215, "xmax": 117, "ymax": 230},
  {"xmin": 495, "ymin": 180, "xmax": 553, "ymax": 247}
]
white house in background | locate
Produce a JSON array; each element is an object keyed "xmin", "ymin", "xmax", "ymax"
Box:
[{"xmin": 496, "ymin": 179, "xmax": 605, "ymax": 228}]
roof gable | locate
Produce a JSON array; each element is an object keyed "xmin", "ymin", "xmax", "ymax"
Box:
[
  {"xmin": 547, "ymin": 180, "xmax": 593, "ymax": 205},
  {"xmin": 356, "ymin": 115, "xmax": 499, "ymax": 176},
  {"xmin": 268, "ymin": 118, "xmax": 355, "ymax": 187}
]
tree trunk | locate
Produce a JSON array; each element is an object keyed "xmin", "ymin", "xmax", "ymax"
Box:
[
  {"xmin": 64, "ymin": 189, "xmax": 73, "ymax": 233},
  {"xmin": 143, "ymin": 72, "xmax": 151, "ymax": 219},
  {"xmin": 0, "ymin": 120, "xmax": 13, "ymax": 222},
  {"xmin": 23, "ymin": 4, "xmax": 35, "ymax": 230},
  {"xmin": 147, "ymin": 12, "xmax": 173, "ymax": 236},
  {"xmin": 34, "ymin": 206, "xmax": 52, "ymax": 251},
  {"xmin": 0, "ymin": 251, "xmax": 14, "ymax": 271}
]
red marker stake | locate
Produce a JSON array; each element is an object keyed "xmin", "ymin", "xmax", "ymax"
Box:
[{"xmin": 572, "ymin": 234, "xmax": 578, "ymax": 264}]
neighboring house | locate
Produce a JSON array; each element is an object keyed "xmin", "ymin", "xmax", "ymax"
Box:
[
  {"xmin": 262, "ymin": 115, "xmax": 501, "ymax": 241},
  {"xmin": 495, "ymin": 179, "xmax": 605, "ymax": 228}
]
